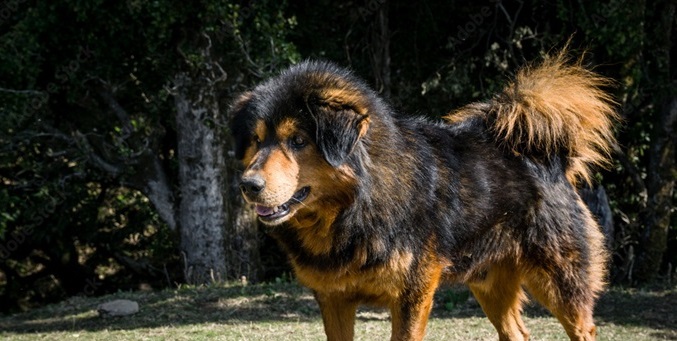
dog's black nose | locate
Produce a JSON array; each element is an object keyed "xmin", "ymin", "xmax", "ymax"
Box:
[{"xmin": 240, "ymin": 174, "xmax": 265, "ymax": 195}]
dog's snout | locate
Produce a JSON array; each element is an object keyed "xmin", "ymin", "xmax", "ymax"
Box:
[{"xmin": 240, "ymin": 174, "xmax": 266, "ymax": 195}]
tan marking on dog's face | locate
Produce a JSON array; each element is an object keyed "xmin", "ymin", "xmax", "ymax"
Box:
[
  {"xmin": 288, "ymin": 146, "xmax": 357, "ymax": 231},
  {"xmin": 241, "ymin": 118, "xmax": 299, "ymax": 207},
  {"xmin": 254, "ymin": 119, "xmax": 266, "ymax": 142},
  {"xmin": 275, "ymin": 118, "xmax": 297, "ymax": 140},
  {"xmin": 250, "ymin": 148, "xmax": 299, "ymax": 205},
  {"xmin": 240, "ymin": 117, "xmax": 358, "ymax": 226},
  {"xmin": 240, "ymin": 120, "xmax": 267, "ymax": 166}
]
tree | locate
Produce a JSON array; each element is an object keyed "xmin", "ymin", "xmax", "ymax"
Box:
[
  {"xmin": 0, "ymin": 0, "xmax": 299, "ymax": 310},
  {"xmin": 634, "ymin": 0, "xmax": 676, "ymax": 283}
]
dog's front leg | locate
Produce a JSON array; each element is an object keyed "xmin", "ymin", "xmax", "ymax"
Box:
[
  {"xmin": 389, "ymin": 266, "xmax": 443, "ymax": 341},
  {"xmin": 389, "ymin": 293, "xmax": 435, "ymax": 341},
  {"xmin": 315, "ymin": 291, "xmax": 359, "ymax": 341}
]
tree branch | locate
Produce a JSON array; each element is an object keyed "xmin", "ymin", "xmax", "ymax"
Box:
[
  {"xmin": 96, "ymin": 82, "xmax": 134, "ymax": 138},
  {"xmin": 73, "ymin": 131, "xmax": 123, "ymax": 176},
  {"xmin": 141, "ymin": 152, "xmax": 178, "ymax": 230},
  {"xmin": 94, "ymin": 82, "xmax": 178, "ymax": 230},
  {"xmin": 0, "ymin": 87, "xmax": 46, "ymax": 96}
]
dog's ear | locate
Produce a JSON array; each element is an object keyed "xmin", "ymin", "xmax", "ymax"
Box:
[
  {"xmin": 229, "ymin": 91, "xmax": 255, "ymax": 160},
  {"xmin": 309, "ymin": 90, "xmax": 370, "ymax": 167}
]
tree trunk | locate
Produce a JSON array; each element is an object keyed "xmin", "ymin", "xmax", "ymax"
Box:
[
  {"xmin": 636, "ymin": 97, "xmax": 677, "ymax": 282},
  {"xmin": 173, "ymin": 72, "xmax": 228, "ymax": 284},
  {"xmin": 225, "ymin": 175, "xmax": 261, "ymax": 282},
  {"xmin": 634, "ymin": 0, "xmax": 676, "ymax": 283}
]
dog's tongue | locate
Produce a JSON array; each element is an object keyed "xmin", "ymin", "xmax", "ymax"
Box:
[{"xmin": 255, "ymin": 205, "xmax": 275, "ymax": 217}]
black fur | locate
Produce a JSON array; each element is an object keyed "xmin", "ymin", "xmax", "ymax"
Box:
[{"xmin": 230, "ymin": 60, "xmax": 610, "ymax": 341}]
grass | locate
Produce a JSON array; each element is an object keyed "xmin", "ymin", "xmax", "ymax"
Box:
[{"xmin": 0, "ymin": 281, "xmax": 675, "ymax": 340}]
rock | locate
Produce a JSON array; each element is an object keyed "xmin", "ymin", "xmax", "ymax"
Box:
[{"xmin": 97, "ymin": 299, "xmax": 139, "ymax": 317}]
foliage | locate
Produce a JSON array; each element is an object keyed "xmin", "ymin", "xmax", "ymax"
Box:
[
  {"xmin": 0, "ymin": 0, "xmax": 299, "ymax": 312},
  {"xmin": 1, "ymin": 0, "xmax": 674, "ymax": 312}
]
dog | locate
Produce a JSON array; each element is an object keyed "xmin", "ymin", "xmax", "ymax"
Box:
[{"xmin": 230, "ymin": 52, "xmax": 617, "ymax": 341}]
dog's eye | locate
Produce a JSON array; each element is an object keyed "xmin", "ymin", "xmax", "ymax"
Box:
[
  {"xmin": 289, "ymin": 135, "xmax": 307, "ymax": 149},
  {"xmin": 253, "ymin": 136, "xmax": 261, "ymax": 147}
]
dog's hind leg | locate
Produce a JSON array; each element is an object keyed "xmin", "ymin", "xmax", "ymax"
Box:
[
  {"xmin": 523, "ymin": 205, "xmax": 606, "ymax": 341},
  {"xmin": 468, "ymin": 264, "xmax": 530, "ymax": 341},
  {"xmin": 315, "ymin": 292, "xmax": 359, "ymax": 341},
  {"xmin": 523, "ymin": 269, "xmax": 599, "ymax": 341}
]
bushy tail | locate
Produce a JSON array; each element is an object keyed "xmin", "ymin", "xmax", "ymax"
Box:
[{"xmin": 489, "ymin": 52, "xmax": 619, "ymax": 186}]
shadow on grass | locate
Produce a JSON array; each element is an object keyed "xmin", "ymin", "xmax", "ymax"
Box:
[
  {"xmin": 0, "ymin": 282, "xmax": 319, "ymax": 334},
  {"xmin": 594, "ymin": 287, "xmax": 677, "ymax": 331},
  {"xmin": 436, "ymin": 284, "xmax": 677, "ymax": 332},
  {"xmin": 0, "ymin": 282, "xmax": 675, "ymax": 335}
]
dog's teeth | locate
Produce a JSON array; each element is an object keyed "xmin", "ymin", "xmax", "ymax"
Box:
[{"xmin": 273, "ymin": 206, "xmax": 278, "ymax": 213}]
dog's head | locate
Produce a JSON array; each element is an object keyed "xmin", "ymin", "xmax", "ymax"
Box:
[{"xmin": 230, "ymin": 61, "xmax": 374, "ymax": 226}]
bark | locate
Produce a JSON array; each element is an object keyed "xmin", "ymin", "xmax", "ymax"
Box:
[
  {"xmin": 138, "ymin": 151, "xmax": 177, "ymax": 230},
  {"xmin": 225, "ymin": 177, "xmax": 261, "ymax": 282},
  {"xmin": 169, "ymin": 33, "xmax": 263, "ymax": 284},
  {"xmin": 636, "ymin": 97, "xmax": 677, "ymax": 281},
  {"xmin": 174, "ymin": 72, "xmax": 228, "ymax": 284},
  {"xmin": 634, "ymin": 0, "xmax": 676, "ymax": 282}
]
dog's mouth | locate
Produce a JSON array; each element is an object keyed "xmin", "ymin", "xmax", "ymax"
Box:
[{"xmin": 254, "ymin": 186, "xmax": 310, "ymax": 224}]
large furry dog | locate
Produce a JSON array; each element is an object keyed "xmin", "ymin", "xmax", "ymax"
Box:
[{"xmin": 230, "ymin": 53, "xmax": 617, "ymax": 341}]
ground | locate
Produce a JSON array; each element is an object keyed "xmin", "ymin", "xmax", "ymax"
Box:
[{"xmin": 0, "ymin": 281, "xmax": 675, "ymax": 340}]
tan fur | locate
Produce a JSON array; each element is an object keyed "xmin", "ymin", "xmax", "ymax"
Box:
[
  {"xmin": 258, "ymin": 149, "xmax": 298, "ymax": 202},
  {"xmin": 275, "ymin": 118, "xmax": 300, "ymax": 141},
  {"xmin": 389, "ymin": 242, "xmax": 447, "ymax": 341},
  {"xmin": 290, "ymin": 160, "xmax": 358, "ymax": 255},
  {"xmin": 523, "ymin": 268, "xmax": 598, "ymax": 341},
  {"xmin": 490, "ymin": 52, "xmax": 619, "ymax": 185},
  {"xmin": 469, "ymin": 264, "xmax": 530, "ymax": 341},
  {"xmin": 315, "ymin": 292, "xmax": 359, "ymax": 341},
  {"xmin": 243, "ymin": 136, "xmax": 299, "ymax": 207},
  {"xmin": 447, "ymin": 52, "xmax": 619, "ymax": 185},
  {"xmin": 294, "ymin": 249, "xmax": 414, "ymax": 300},
  {"xmin": 579, "ymin": 197, "xmax": 609, "ymax": 298},
  {"xmin": 234, "ymin": 55, "xmax": 615, "ymax": 341},
  {"xmin": 319, "ymin": 88, "xmax": 371, "ymax": 116}
]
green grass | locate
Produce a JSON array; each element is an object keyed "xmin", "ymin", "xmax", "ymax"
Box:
[{"xmin": 0, "ymin": 282, "xmax": 675, "ymax": 340}]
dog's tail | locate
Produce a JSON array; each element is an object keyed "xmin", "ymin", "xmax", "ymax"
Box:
[{"xmin": 488, "ymin": 52, "xmax": 619, "ymax": 186}]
